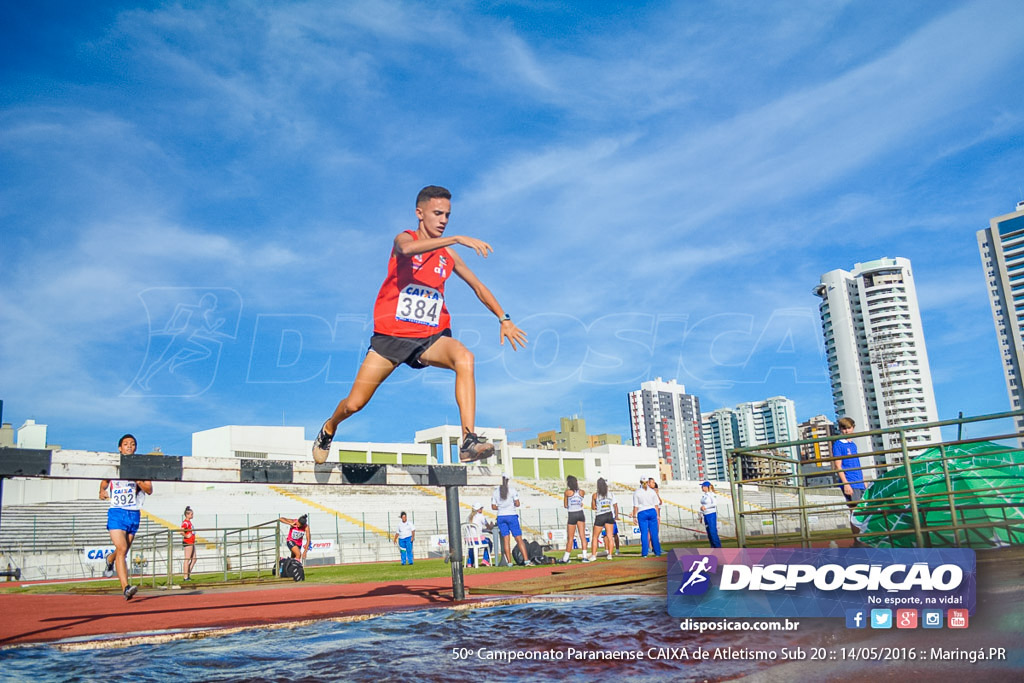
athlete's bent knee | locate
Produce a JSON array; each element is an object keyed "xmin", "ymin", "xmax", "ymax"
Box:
[
  {"xmin": 342, "ymin": 397, "xmax": 367, "ymax": 415},
  {"xmin": 454, "ymin": 347, "xmax": 475, "ymax": 368}
]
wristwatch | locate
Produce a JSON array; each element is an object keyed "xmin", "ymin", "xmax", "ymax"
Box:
[{"xmin": 501, "ymin": 313, "xmax": 512, "ymax": 322}]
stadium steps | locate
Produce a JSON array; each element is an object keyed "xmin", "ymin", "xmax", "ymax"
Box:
[{"xmin": 268, "ymin": 485, "xmax": 390, "ymax": 539}]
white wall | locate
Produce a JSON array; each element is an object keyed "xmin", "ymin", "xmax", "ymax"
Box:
[
  {"xmin": 17, "ymin": 420, "xmax": 47, "ymax": 449},
  {"xmin": 583, "ymin": 443, "xmax": 660, "ymax": 482},
  {"xmin": 193, "ymin": 425, "xmax": 308, "ymax": 459}
]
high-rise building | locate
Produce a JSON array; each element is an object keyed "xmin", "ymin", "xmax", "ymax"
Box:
[
  {"xmin": 628, "ymin": 378, "xmax": 705, "ymax": 481},
  {"xmin": 700, "ymin": 408, "xmax": 737, "ymax": 481},
  {"xmin": 798, "ymin": 414, "xmax": 838, "ymax": 487},
  {"xmin": 978, "ymin": 201, "xmax": 1024, "ymax": 438},
  {"xmin": 701, "ymin": 397, "xmax": 799, "ymax": 482},
  {"xmin": 814, "ymin": 257, "xmax": 941, "ymax": 463}
]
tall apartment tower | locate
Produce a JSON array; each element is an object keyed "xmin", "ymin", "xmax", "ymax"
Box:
[
  {"xmin": 628, "ymin": 378, "xmax": 705, "ymax": 481},
  {"xmin": 977, "ymin": 201, "xmax": 1024, "ymax": 437},
  {"xmin": 701, "ymin": 397, "xmax": 799, "ymax": 481},
  {"xmin": 814, "ymin": 257, "xmax": 941, "ymax": 463},
  {"xmin": 700, "ymin": 408, "xmax": 737, "ymax": 481}
]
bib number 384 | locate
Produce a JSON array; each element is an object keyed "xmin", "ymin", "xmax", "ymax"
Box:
[{"xmin": 396, "ymin": 285, "xmax": 442, "ymax": 327}]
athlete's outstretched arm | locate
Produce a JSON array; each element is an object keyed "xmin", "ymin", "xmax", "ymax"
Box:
[
  {"xmin": 394, "ymin": 232, "xmax": 493, "ymax": 258},
  {"xmin": 450, "ymin": 252, "xmax": 528, "ymax": 350}
]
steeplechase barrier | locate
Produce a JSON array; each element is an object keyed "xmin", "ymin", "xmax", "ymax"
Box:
[{"xmin": 0, "ymin": 449, "xmax": 504, "ymax": 600}]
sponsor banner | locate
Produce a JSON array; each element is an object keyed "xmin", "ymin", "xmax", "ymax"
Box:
[
  {"xmin": 545, "ymin": 529, "xmax": 567, "ymax": 544},
  {"xmin": 83, "ymin": 546, "xmax": 115, "ymax": 561},
  {"xmin": 431, "ymin": 535, "xmax": 449, "ymax": 550},
  {"xmin": 307, "ymin": 540, "xmax": 334, "ymax": 552},
  {"xmin": 667, "ymin": 548, "xmax": 975, "ymax": 619}
]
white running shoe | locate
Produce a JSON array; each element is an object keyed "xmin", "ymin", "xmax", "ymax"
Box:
[{"xmin": 123, "ymin": 585, "xmax": 138, "ymax": 601}]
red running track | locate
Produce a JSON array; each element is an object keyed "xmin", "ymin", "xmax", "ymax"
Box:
[{"xmin": 0, "ymin": 568, "xmax": 556, "ymax": 647}]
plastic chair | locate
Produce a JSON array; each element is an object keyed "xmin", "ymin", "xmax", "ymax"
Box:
[{"xmin": 462, "ymin": 523, "xmax": 490, "ymax": 568}]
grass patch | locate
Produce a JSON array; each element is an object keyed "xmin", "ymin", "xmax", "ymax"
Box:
[{"xmin": 0, "ymin": 537, "xmax": 757, "ymax": 596}]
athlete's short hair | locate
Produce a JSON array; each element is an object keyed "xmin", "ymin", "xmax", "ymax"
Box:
[
  {"xmin": 416, "ymin": 185, "xmax": 451, "ymax": 206},
  {"xmin": 119, "ymin": 434, "xmax": 136, "ymax": 448},
  {"xmin": 838, "ymin": 417, "xmax": 855, "ymax": 430}
]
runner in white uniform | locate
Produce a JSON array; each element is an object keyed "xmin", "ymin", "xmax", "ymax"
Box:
[
  {"xmin": 586, "ymin": 478, "xmax": 618, "ymax": 561},
  {"xmin": 561, "ymin": 475, "xmax": 589, "ymax": 563}
]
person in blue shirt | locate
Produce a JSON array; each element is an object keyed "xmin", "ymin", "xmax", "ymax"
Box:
[{"xmin": 833, "ymin": 416, "xmax": 866, "ymax": 539}]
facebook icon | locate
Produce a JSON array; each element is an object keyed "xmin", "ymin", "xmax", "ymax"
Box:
[{"xmin": 845, "ymin": 609, "xmax": 866, "ymax": 629}]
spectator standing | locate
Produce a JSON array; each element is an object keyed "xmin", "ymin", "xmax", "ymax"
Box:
[
  {"xmin": 632, "ymin": 478, "xmax": 662, "ymax": 557},
  {"xmin": 394, "ymin": 511, "xmax": 416, "ymax": 565},
  {"xmin": 491, "ymin": 477, "xmax": 533, "ymax": 566},
  {"xmin": 700, "ymin": 482, "xmax": 721, "ymax": 548},
  {"xmin": 561, "ymin": 475, "xmax": 588, "ymax": 563},
  {"xmin": 181, "ymin": 506, "xmax": 197, "ymax": 581},
  {"xmin": 833, "ymin": 416, "xmax": 867, "ymax": 539}
]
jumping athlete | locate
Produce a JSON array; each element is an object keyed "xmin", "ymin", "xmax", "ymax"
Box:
[
  {"xmin": 99, "ymin": 434, "xmax": 152, "ymax": 600},
  {"xmin": 280, "ymin": 515, "xmax": 310, "ymax": 562},
  {"xmin": 312, "ymin": 185, "xmax": 527, "ymax": 464},
  {"xmin": 181, "ymin": 506, "xmax": 197, "ymax": 581}
]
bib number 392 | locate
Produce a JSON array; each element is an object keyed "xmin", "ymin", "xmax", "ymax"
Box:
[
  {"xmin": 112, "ymin": 485, "xmax": 137, "ymax": 508},
  {"xmin": 396, "ymin": 285, "xmax": 442, "ymax": 327}
]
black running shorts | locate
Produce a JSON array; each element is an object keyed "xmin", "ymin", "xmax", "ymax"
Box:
[{"xmin": 370, "ymin": 329, "xmax": 452, "ymax": 369}]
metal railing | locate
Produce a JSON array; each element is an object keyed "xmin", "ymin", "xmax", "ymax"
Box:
[
  {"xmin": 128, "ymin": 521, "xmax": 282, "ymax": 586},
  {"xmin": 0, "ymin": 500, "xmax": 731, "ymax": 581},
  {"xmin": 727, "ymin": 410, "xmax": 1024, "ymax": 548}
]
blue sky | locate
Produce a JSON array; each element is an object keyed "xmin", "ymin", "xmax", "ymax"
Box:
[{"xmin": 1, "ymin": 1, "xmax": 1022, "ymax": 455}]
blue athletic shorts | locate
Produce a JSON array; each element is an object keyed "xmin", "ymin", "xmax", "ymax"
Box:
[
  {"xmin": 497, "ymin": 514, "xmax": 522, "ymax": 538},
  {"xmin": 107, "ymin": 508, "xmax": 141, "ymax": 535}
]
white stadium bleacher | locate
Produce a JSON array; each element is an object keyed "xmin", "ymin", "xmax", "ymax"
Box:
[{"xmin": 0, "ymin": 476, "xmax": 849, "ymax": 580}]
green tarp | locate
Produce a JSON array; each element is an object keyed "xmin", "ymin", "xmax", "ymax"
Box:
[{"xmin": 853, "ymin": 441, "xmax": 1024, "ymax": 548}]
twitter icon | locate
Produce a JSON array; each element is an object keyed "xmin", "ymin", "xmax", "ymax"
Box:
[{"xmin": 870, "ymin": 609, "xmax": 892, "ymax": 629}]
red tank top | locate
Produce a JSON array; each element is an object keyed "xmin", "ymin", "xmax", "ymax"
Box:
[
  {"xmin": 181, "ymin": 519, "xmax": 195, "ymax": 545},
  {"xmin": 287, "ymin": 526, "xmax": 306, "ymax": 545},
  {"xmin": 373, "ymin": 230, "xmax": 453, "ymax": 337}
]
